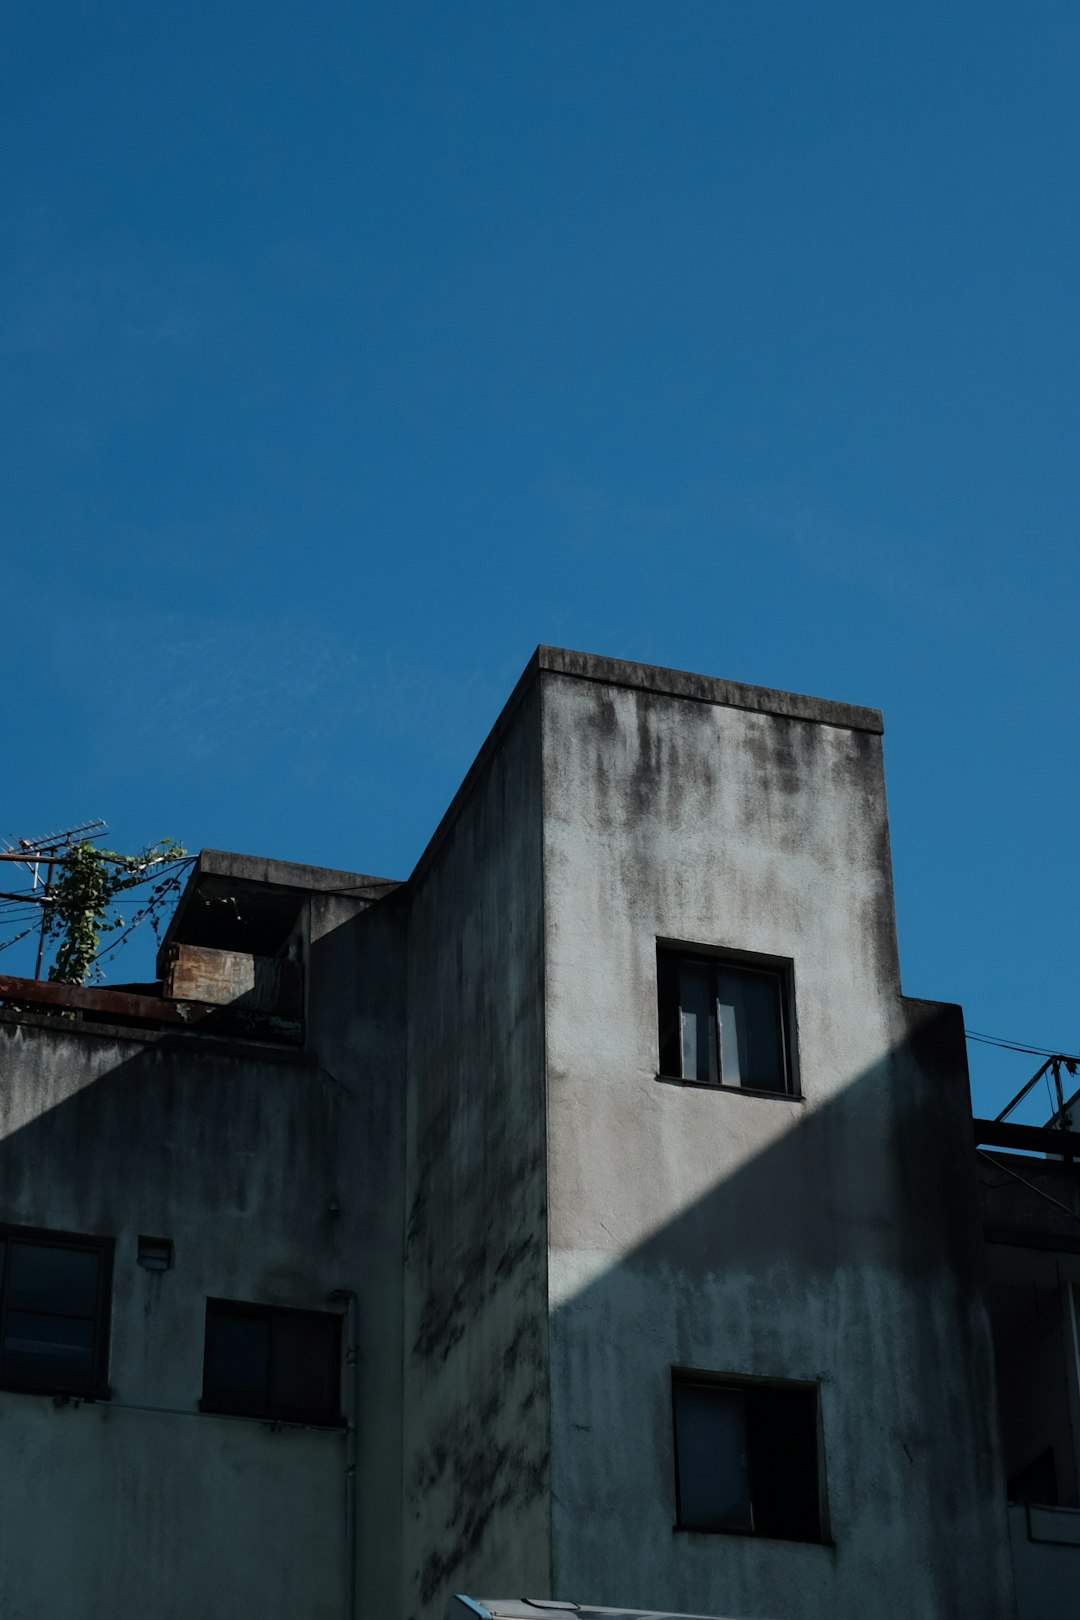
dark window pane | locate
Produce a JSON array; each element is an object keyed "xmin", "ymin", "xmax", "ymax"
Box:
[
  {"xmin": 673, "ymin": 1375, "xmax": 822, "ymax": 1543},
  {"xmin": 678, "ymin": 964, "xmax": 718, "ymax": 1083},
  {"xmin": 205, "ymin": 1311, "xmax": 270, "ymax": 1408},
  {"xmin": 271, "ymin": 1314, "xmax": 340, "ymax": 1419},
  {"xmin": 746, "ymin": 1385, "xmax": 821, "ymax": 1540},
  {"xmin": 203, "ymin": 1305, "xmax": 341, "ymax": 1422},
  {"xmin": 674, "ymin": 1381, "xmax": 752, "ymax": 1531},
  {"xmin": 8, "ymin": 1242, "xmax": 100, "ymax": 1317},
  {"xmin": 2, "ymin": 1310, "xmax": 95, "ymax": 1389},
  {"xmin": 714, "ymin": 967, "xmax": 786, "ymax": 1092},
  {"xmin": 657, "ymin": 953, "xmax": 682, "ymax": 1077}
]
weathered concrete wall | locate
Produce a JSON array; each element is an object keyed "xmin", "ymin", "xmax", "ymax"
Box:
[
  {"xmin": 308, "ymin": 888, "xmax": 408, "ymax": 1619},
  {"xmin": 402, "ymin": 678, "xmax": 550, "ymax": 1620},
  {"xmin": 980, "ymin": 1154, "xmax": 1080, "ymax": 1249},
  {"xmin": 1008, "ymin": 1502, "xmax": 1080, "ymax": 1619},
  {"xmin": 0, "ymin": 1395, "xmax": 340, "ymax": 1620},
  {"xmin": 0, "ymin": 875, "xmax": 408, "ymax": 1620},
  {"xmin": 0, "ymin": 651, "xmax": 1028, "ymax": 1620},
  {"xmin": 539, "ymin": 665, "xmax": 1015, "ymax": 1619},
  {"xmin": 983, "ymin": 1239, "xmax": 1080, "ymax": 1515}
]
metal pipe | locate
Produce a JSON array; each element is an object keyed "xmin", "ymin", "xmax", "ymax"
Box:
[
  {"xmin": 33, "ymin": 858, "xmax": 55, "ymax": 980},
  {"xmin": 330, "ymin": 1289, "xmax": 359, "ymax": 1620}
]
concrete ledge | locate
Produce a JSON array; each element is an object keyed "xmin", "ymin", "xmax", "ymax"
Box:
[
  {"xmin": 197, "ymin": 849, "xmax": 401, "ymax": 897},
  {"xmin": 1026, "ymin": 1504, "xmax": 1080, "ymax": 1547},
  {"xmin": 538, "ymin": 646, "xmax": 884, "ymax": 734},
  {"xmin": 0, "ymin": 1010, "xmax": 318, "ymax": 1065}
]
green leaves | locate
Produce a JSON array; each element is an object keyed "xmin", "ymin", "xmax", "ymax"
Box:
[{"xmin": 45, "ymin": 838, "xmax": 188, "ymax": 986}]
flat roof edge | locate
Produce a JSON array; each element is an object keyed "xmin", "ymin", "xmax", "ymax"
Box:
[
  {"xmin": 197, "ymin": 849, "xmax": 401, "ymax": 896},
  {"xmin": 408, "ymin": 645, "xmax": 884, "ymax": 888},
  {"xmin": 537, "ymin": 647, "xmax": 884, "ymax": 734}
]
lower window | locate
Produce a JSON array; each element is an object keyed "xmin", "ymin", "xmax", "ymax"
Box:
[
  {"xmin": 672, "ymin": 1370, "xmax": 823, "ymax": 1542},
  {"xmin": 0, "ymin": 1226, "xmax": 112, "ymax": 1398},
  {"xmin": 202, "ymin": 1298, "xmax": 343, "ymax": 1425}
]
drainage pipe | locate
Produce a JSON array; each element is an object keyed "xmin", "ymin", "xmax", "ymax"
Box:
[{"xmin": 331, "ymin": 1289, "xmax": 359, "ymax": 1620}]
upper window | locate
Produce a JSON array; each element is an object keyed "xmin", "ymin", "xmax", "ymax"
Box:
[
  {"xmin": 672, "ymin": 1371, "xmax": 823, "ymax": 1542},
  {"xmin": 0, "ymin": 1226, "xmax": 112, "ymax": 1397},
  {"xmin": 202, "ymin": 1299, "xmax": 343, "ymax": 1426},
  {"xmin": 658, "ymin": 947, "xmax": 793, "ymax": 1094}
]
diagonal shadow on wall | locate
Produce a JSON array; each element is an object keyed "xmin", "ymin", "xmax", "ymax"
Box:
[
  {"xmin": 409, "ymin": 999, "xmax": 1017, "ymax": 1620},
  {"xmin": 0, "ymin": 983, "xmax": 1019, "ymax": 1620}
]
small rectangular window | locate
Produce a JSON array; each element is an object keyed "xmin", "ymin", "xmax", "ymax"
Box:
[
  {"xmin": 672, "ymin": 1371, "xmax": 823, "ymax": 1542},
  {"xmin": 0, "ymin": 1227, "xmax": 112, "ymax": 1397},
  {"xmin": 658, "ymin": 947, "xmax": 793, "ymax": 1094},
  {"xmin": 202, "ymin": 1299, "xmax": 342, "ymax": 1425}
]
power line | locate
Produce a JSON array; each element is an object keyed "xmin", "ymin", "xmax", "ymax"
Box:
[
  {"xmin": 0, "ymin": 852, "xmax": 194, "ymax": 980},
  {"xmin": 965, "ymin": 1029, "xmax": 1080, "ymax": 1062},
  {"xmin": 88, "ymin": 873, "xmax": 189, "ymax": 971}
]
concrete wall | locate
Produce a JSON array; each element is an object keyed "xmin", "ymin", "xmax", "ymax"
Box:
[
  {"xmin": 1009, "ymin": 1503, "xmax": 1080, "ymax": 1620},
  {"xmin": 0, "ymin": 881, "xmax": 407, "ymax": 1620},
  {"xmin": 994, "ymin": 1279, "xmax": 1076, "ymax": 1506},
  {"xmin": 308, "ymin": 888, "xmax": 409, "ymax": 1618},
  {"xmin": 0, "ymin": 1018, "xmax": 352, "ymax": 1620},
  {"xmin": 0, "ymin": 650, "xmax": 1033, "ymax": 1620},
  {"xmin": 402, "ymin": 677, "xmax": 551, "ymax": 1620},
  {"xmin": 538, "ymin": 662, "xmax": 1015, "ymax": 1620}
]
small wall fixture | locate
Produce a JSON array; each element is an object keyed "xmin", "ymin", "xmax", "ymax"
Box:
[{"xmin": 137, "ymin": 1236, "xmax": 174, "ymax": 1272}]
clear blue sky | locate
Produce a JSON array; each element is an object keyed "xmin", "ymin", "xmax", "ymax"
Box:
[{"xmin": 2, "ymin": 1, "xmax": 1077, "ymax": 1116}]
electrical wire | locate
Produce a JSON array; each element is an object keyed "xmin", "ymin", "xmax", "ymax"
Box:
[
  {"xmin": 0, "ymin": 857, "xmax": 194, "ymax": 979},
  {"xmin": 87, "ymin": 875, "xmax": 188, "ymax": 971},
  {"xmin": 965, "ymin": 1029, "xmax": 1080, "ymax": 1062},
  {"xmin": 113, "ymin": 856, "xmax": 196, "ymax": 888}
]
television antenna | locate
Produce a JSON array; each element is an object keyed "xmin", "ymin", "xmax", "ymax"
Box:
[{"xmin": 0, "ymin": 819, "xmax": 109, "ymax": 977}]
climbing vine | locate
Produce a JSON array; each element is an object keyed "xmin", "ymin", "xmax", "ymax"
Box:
[{"xmin": 44, "ymin": 839, "xmax": 188, "ymax": 985}]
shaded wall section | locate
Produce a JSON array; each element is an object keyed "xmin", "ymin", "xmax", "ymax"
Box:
[
  {"xmin": 0, "ymin": 1019, "xmax": 355, "ymax": 1620},
  {"xmin": 539, "ymin": 668, "xmax": 1014, "ymax": 1619},
  {"xmin": 0, "ymin": 878, "xmax": 408, "ymax": 1620},
  {"xmin": 403, "ymin": 677, "xmax": 550, "ymax": 1620},
  {"xmin": 309, "ymin": 887, "xmax": 408, "ymax": 1620}
]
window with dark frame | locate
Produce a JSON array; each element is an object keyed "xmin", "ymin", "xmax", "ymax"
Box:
[
  {"xmin": 672, "ymin": 1371, "xmax": 823, "ymax": 1542},
  {"xmin": 0, "ymin": 1226, "xmax": 112, "ymax": 1398},
  {"xmin": 658, "ymin": 947, "xmax": 793, "ymax": 1093},
  {"xmin": 201, "ymin": 1299, "xmax": 343, "ymax": 1425}
]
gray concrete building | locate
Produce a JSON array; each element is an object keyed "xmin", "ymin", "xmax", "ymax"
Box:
[{"xmin": 0, "ymin": 647, "xmax": 1076, "ymax": 1620}]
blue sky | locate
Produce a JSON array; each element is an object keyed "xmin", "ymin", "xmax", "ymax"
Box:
[{"xmin": 2, "ymin": 1, "xmax": 1077, "ymax": 1115}]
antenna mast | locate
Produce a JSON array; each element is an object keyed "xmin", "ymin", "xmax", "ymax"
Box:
[{"xmin": 0, "ymin": 820, "xmax": 109, "ymax": 979}]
